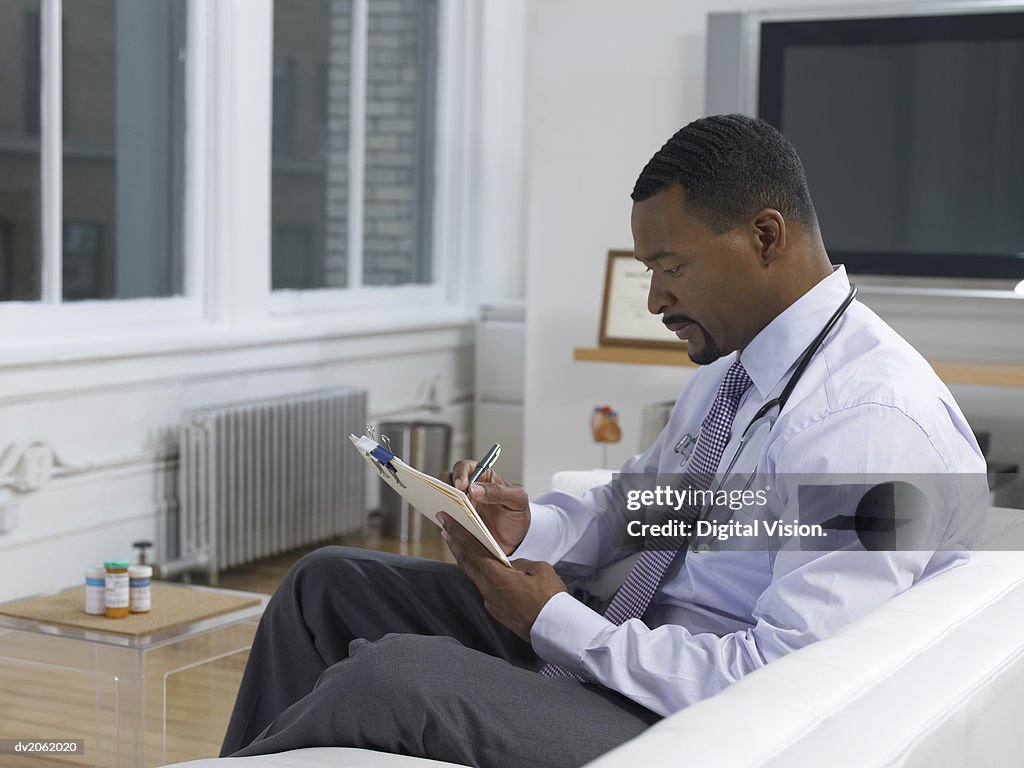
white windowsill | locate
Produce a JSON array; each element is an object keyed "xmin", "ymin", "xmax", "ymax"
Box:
[
  {"xmin": 0, "ymin": 302, "xmax": 476, "ymax": 371},
  {"xmin": 269, "ymin": 282, "xmax": 449, "ymax": 315}
]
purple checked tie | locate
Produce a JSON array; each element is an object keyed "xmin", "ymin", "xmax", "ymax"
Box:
[{"xmin": 540, "ymin": 360, "xmax": 753, "ymax": 679}]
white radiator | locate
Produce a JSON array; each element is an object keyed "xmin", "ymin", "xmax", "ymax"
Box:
[{"xmin": 177, "ymin": 387, "xmax": 368, "ymax": 581}]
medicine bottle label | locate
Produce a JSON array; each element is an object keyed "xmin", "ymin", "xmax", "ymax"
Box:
[
  {"xmin": 85, "ymin": 573, "xmax": 106, "ymax": 615},
  {"xmin": 105, "ymin": 572, "xmax": 129, "ymax": 609},
  {"xmin": 130, "ymin": 576, "xmax": 151, "ymax": 613}
]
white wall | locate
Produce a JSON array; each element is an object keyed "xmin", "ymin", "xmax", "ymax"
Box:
[
  {"xmin": 521, "ymin": 0, "xmax": 1024, "ymax": 494},
  {"xmin": 0, "ymin": 319, "xmax": 475, "ymax": 602}
]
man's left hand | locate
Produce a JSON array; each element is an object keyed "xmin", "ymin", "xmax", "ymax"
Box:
[{"xmin": 437, "ymin": 511, "xmax": 567, "ymax": 641}]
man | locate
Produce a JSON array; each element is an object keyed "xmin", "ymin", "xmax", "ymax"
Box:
[{"xmin": 221, "ymin": 115, "xmax": 986, "ymax": 766}]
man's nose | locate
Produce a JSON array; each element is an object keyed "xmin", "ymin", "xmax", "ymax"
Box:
[{"xmin": 647, "ymin": 271, "xmax": 673, "ymax": 316}]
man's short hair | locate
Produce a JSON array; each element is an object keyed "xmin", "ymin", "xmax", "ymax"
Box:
[{"xmin": 631, "ymin": 114, "xmax": 818, "ymax": 234}]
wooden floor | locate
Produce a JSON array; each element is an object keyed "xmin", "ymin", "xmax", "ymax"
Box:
[{"xmin": 0, "ymin": 527, "xmax": 454, "ymax": 768}]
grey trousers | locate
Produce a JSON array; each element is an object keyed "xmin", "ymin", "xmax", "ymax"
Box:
[{"xmin": 220, "ymin": 546, "xmax": 660, "ymax": 767}]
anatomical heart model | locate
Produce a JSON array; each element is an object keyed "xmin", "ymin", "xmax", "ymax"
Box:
[{"xmin": 591, "ymin": 405, "xmax": 621, "ymax": 467}]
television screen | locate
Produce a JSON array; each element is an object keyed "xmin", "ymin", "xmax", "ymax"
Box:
[{"xmin": 758, "ymin": 12, "xmax": 1024, "ymax": 281}]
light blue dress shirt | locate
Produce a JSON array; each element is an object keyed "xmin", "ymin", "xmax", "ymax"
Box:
[{"xmin": 515, "ymin": 266, "xmax": 988, "ymax": 717}]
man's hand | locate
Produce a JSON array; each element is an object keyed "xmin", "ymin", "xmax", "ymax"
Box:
[
  {"xmin": 437, "ymin": 511, "xmax": 566, "ymax": 641},
  {"xmin": 441, "ymin": 461, "xmax": 531, "ymax": 555}
]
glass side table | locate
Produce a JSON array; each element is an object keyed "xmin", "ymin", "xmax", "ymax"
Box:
[{"xmin": 0, "ymin": 582, "xmax": 267, "ymax": 768}]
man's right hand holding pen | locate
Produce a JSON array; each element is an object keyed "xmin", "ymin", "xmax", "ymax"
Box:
[{"xmin": 444, "ymin": 459, "xmax": 532, "ymax": 557}]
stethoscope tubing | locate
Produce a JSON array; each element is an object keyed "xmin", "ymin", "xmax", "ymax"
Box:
[
  {"xmin": 737, "ymin": 283, "xmax": 858, "ymax": 442},
  {"xmin": 690, "ymin": 283, "xmax": 859, "ymax": 548}
]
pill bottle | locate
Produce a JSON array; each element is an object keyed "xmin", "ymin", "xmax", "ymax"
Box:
[
  {"xmin": 104, "ymin": 560, "xmax": 131, "ymax": 618},
  {"xmin": 84, "ymin": 566, "xmax": 106, "ymax": 615},
  {"xmin": 129, "ymin": 564, "xmax": 152, "ymax": 614}
]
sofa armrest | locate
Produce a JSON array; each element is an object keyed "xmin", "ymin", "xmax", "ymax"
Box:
[
  {"xmin": 550, "ymin": 469, "xmax": 615, "ymax": 496},
  {"xmin": 582, "ymin": 540, "xmax": 1024, "ymax": 767}
]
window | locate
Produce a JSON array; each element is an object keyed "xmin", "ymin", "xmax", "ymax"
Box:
[
  {"xmin": 1, "ymin": 0, "xmax": 485, "ymax": 339},
  {"xmin": 271, "ymin": 0, "xmax": 439, "ymax": 293},
  {"xmin": 0, "ymin": 0, "xmax": 186, "ymax": 305}
]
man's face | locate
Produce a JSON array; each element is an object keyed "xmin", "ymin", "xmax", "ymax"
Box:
[{"xmin": 631, "ymin": 184, "xmax": 765, "ymax": 365}]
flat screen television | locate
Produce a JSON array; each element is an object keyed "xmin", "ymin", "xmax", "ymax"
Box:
[{"xmin": 706, "ymin": 4, "xmax": 1024, "ymax": 287}]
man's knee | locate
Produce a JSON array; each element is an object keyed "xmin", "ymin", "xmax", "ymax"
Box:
[
  {"xmin": 348, "ymin": 633, "xmax": 466, "ymax": 677},
  {"xmin": 274, "ymin": 545, "xmax": 376, "ymax": 599},
  {"xmin": 287, "ymin": 546, "xmax": 438, "ymax": 585},
  {"xmin": 351, "ymin": 632, "xmax": 463, "ymax": 659},
  {"xmin": 321, "ymin": 634, "xmax": 469, "ymax": 704},
  {"xmin": 261, "ymin": 546, "xmax": 364, "ymax": 623},
  {"xmin": 290, "ymin": 545, "xmax": 363, "ymax": 577}
]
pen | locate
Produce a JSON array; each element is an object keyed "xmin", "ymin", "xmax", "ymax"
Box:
[{"xmin": 467, "ymin": 442, "xmax": 502, "ymax": 486}]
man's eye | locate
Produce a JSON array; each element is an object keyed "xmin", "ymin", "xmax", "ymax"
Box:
[{"xmin": 664, "ymin": 265, "xmax": 683, "ymax": 277}]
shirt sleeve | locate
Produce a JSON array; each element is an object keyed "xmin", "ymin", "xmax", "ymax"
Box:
[
  {"xmin": 512, "ymin": 435, "xmax": 670, "ymax": 578},
  {"xmin": 527, "ymin": 402, "xmax": 985, "ymax": 717}
]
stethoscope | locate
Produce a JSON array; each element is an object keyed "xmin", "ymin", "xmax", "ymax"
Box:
[{"xmin": 677, "ymin": 284, "xmax": 859, "ymax": 549}]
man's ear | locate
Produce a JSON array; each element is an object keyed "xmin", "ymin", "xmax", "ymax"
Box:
[{"xmin": 752, "ymin": 209, "xmax": 786, "ymax": 265}]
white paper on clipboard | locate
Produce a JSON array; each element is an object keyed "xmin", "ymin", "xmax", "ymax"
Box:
[{"xmin": 349, "ymin": 434, "xmax": 512, "ymax": 567}]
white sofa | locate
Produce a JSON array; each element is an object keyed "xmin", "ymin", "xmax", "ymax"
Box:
[{"xmin": 167, "ymin": 472, "xmax": 1024, "ymax": 768}]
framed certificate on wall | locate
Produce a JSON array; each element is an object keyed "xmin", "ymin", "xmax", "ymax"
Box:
[{"xmin": 598, "ymin": 250, "xmax": 686, "ymax": 350}]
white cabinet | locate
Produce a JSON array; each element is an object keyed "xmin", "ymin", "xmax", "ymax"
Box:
[{"xmin": 474, "ymin": 302, "xmax": 525, "ymax": 486}]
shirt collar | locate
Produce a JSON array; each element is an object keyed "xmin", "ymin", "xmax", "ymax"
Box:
[{"xmin": 738, "ymin": 265, "xmax": 852, "ymax": 399}]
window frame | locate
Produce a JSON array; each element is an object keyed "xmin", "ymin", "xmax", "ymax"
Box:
[{"xmin": 0, "ymin": 0, "xmax": 478, "ymax": 339}]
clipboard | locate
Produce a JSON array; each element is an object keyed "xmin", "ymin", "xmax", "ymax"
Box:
[{"xmin": 349, "ymin": 434, "xmax": 513, "ymax": 568}]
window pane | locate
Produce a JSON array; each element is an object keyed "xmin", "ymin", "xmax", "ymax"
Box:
[
  {"xmin": 272, "ymin": 0, "xmax": 348, "ymax": 290},
  {"xmin": 62, "ymin": 0, "xmax": 186, "ymax": 301},
  {"xmin": 0, "ymin": 0, "xmax": 42, "ymax": 302},
  {"xmin": 363, "ymin": 0, "xmax": 437, "ymax": 286}
]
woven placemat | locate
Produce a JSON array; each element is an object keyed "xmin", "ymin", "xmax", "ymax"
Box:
[{"xmin": 0, "ymin": 583, "xmax": 262, "ymax": 636}]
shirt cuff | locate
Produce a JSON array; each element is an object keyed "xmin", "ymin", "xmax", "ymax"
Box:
[
  {"xmin": 511, "ymin": 503, "xmax": 563, "ymax": 561},
  {"xmin": 530, "ymin": 591, "xmax": 614, "ymax": 676}
]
